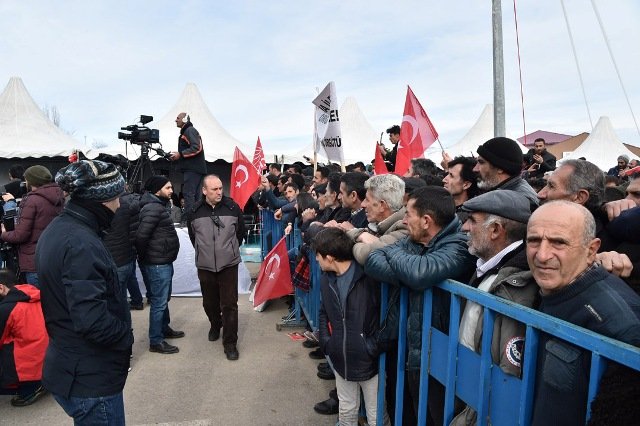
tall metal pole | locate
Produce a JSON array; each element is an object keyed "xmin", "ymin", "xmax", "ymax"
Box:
[{"xmin": 492, "ymin": 0, "xmax": 506, "ymax": 137}]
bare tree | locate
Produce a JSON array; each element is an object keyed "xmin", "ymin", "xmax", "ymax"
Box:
[{"xmin": 42, "ymin": 103, "xmax": 61, "ymax": 127}]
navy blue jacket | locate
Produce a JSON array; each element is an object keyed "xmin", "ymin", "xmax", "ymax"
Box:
[
  {"xmin": 319, "ymin": 262, "xmax": 380, "ymax": 381},
  {"xmin": 35, "ymin": 201, "xmax": 133, "ymax": 398}
]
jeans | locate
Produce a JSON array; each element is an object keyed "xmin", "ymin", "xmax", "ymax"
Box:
[
  {"xmin": 24, "ymin": 272, "xmax": 40, "ymax": 288},
  {"xmin": 53, "ymin": 391, "xmax": 125, "ymax": 425},
  {"xmin": 334, "ymin": 373, "xmax": 390, "ymax": 426},
  {"xmin": 118, "ymin": 260, "xmax": 143, "ymax": 306},
  {"xmin": 139, "ymin": 263, "xmax": 173, "ymax": 345},
  {"xmin": 182, "ymin": 171, "xmax": 204, "ymax": 219}
]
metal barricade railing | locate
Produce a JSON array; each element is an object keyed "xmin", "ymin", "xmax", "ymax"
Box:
[
  {"xmin": 377, "ymin": 280, "xmax": 640, "ymax": 426},
  {"xmin": 260, "ymin": 209, "xmax": 284, "ymax": 259}
]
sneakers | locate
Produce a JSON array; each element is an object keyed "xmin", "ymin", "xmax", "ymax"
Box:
[
  {"xmin": 208, "ymin": 327, "xmax": 220, "ymax": 342},
  {"xmin": 224, "ymin": 345, "xmax": 239, "ymax": 361},
  {"xmin": 149, "ymin": 341, "xmax": 179, "ymax": 354},
  {"xmin": 10, "ymin": 385, "xmax": 47, "ymax": 407},
  {"xmin": 163, "ymin": 327, "xmax": 185, "ymax": 339}
]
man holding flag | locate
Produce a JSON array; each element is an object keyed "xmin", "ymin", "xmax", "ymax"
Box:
[{"xmin": 188, "ymin": 175, "xmax": 246, "ymax": 361}]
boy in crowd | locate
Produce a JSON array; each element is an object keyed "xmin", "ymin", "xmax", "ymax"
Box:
[{"xmin": 314, "ymin": 227, "xmax": 389, "ymax": 426}]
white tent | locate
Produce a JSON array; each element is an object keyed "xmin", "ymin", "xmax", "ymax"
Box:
[
  {"xmin": 0, "ymin": 77, "xmax": 80, "ymax": 158},
  {"xmin": 282, "ymin": 96, "xmax": 379, "ymax": 165},
  {"xmin": 562, "ymin": 116, "xmax": 637, "ymax": 171},
  {"xmin": 151, "ymin": 83, "xmax": 252, "ymax": 162}
]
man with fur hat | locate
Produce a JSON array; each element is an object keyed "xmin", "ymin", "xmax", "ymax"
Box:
[
  {"xmin": 473, "ymin": 137, "xmax": 539, "ymax": 210},
  {"xmin": 1, "ymin": 165, "xmax": 65, "ymax": 287},
  {"xmin": 36, "ymin": 159, "xmax": 133, "ymax": 424},
  {"xmin": 136, "ymin": 175, "xmax": 183, "ymax": 355}
]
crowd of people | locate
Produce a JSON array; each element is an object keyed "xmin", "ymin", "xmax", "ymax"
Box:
[{"xmin": 0, "ymin": 121, "xmax": 639, "ymax": 424}]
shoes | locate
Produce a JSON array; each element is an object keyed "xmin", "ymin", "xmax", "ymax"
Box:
[
  {"xmin": 309, "ymin": 348, "xmax": 324, "ymax": 359},
  {"xmin": 303, "ymin": 339, "xmax": 319, "ymax": 348},
  {"xmin": 317, "ymin": 363, "xmax": 335, "ymax": 380},
  {"xmin": 10, "ymin": 385, "xmax": 47, "ymax": 407},
  {"xmin": 303, "ymin": 330, "xmax": 319, "ymax": 342},
  {"xmin": 225, "ymin": 345, "xmax": 239, "ymax": 361},
  {"xmin": 163, "ymin": 327, "xmax": 185, "ymax": 339},
  {"xmin": 313, "ymin": 397, "xmax": 339, "ymax": 415},
  {"xmin": 329, "ymin": 388, "xmax": 337, "ymax": 400},
  {"xmin": 208, "ymin": 327, "xmax": 220, "ymax": 342},
  {"xmin": 149, "ymin": 341, "xmax": 179, "ymax": 354},
  {"xmin": 129, "ymin": 302, "xmax": 144, "ymax": 310}
]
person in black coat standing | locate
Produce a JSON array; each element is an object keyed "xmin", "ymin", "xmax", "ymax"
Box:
[
  {"xmin": 136, "ymin": 176, "xmax": 183, "ymax": 355},
  {"xmin": 36, "ymin": 159, "xmax": 133, "ymax": 425}
]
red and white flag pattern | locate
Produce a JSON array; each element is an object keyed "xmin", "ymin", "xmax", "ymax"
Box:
[
  {"xmin": 252, "ymin": 137, "xmax": 267, "ymax": 173},
  {"xmin": 230, "ymin": 146, "xmax": 260, "ymax": 210},
  {"xmin": 395, "ymin": 86, "xmax": 439, "ymax": 175},
  {"xmin": 253, "ymin": 237, "xmax": 293, "ymax": 307},
  {"xmin": 374, "ymin": 144, "xmax": 388, "ymax": 175}
]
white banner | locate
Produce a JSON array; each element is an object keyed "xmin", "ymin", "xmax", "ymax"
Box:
[{"xmin": 312, "ymin": 81, "xmax": 343, "ymax": 164}]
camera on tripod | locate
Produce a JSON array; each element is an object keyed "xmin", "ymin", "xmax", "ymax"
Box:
[{"xmin": 118, "ymin": 115, "xmax": 160, "ymax": 145}]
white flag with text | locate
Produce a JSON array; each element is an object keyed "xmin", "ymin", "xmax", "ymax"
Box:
[{"xmin": 312, "ymin": 81, "xmax": 343, "ymax": 164}]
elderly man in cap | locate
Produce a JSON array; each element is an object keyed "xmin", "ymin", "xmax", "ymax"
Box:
[
  {"xmin": 526, "ymin": 201, "xmax": 640, "ymax": 426},
  {"xmin": 473, "ymin": 137, "xmax": 539, "ymax": 209},
  {"xmin": 1, "ymin": 165, "xmax": 65, "ymax": 287},
  {"xmin": 450, "ymin": 190, "xmax": 538, "ymax": 425},
  {"xmin": 36, "ymin": 159, "xmax": 133, "ymax": 425},
  {"xmin": 136, "ymin": 175, "xmax": 184, "ymax": 355}
]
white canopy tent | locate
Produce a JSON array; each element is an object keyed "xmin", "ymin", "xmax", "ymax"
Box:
[
  {"xmin": 280, "ymin": 96, "xmax": 379, "ymax": 165},
  {"xmin": 151, "ymin": 83, "xmax": 253, "ymax": 163},
  {"xmin": 562, "ymin": 116, "xmax": 637, "ymax": 171},
  {"xmin": 0, "ymin": 77, "xmax": 80, "ymax": 158}
]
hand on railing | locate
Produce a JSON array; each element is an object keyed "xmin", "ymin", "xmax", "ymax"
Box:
[
  {"xmin": 596, "ymin": 251, "xmax": 633, "ymax": 277},
  {"xmin": 274, "ymin": 209, "xmax": 283, "ymax": 220},
  {"xmin": 284, "ymin": 222, "xmax": 293, "ymax": 236}
]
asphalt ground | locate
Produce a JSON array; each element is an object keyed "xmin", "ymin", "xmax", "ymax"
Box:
[{"xmin": 0, "ymin": 262, "xmax": 336, "ymax": 425}]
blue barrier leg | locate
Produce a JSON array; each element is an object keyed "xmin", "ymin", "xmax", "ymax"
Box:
[
  {"xmin": 476, "ymin": 308, "xmax": 496, "ymax": 426},
  {"xmin": 377, "ymin": 283, "xmax": 389, "ymax": 426},
  {"xmin": 586, "ymin": 353, "xmax": 607, "ymax": 422},
  {"xmin": 417, "ymin": 289, "xmax": 433, "ymax": 426},
  {"xmin": 443, "ymin": 294, "xmax": 461, "ymax": 425},
  {"xmin": 394, "ymin": 287, "xmax": 409, "ymax": 426}
]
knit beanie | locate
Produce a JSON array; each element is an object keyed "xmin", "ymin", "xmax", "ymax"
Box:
[
  {"xmin": 24, "ymin": 165, "xmax": 52, "ymax": 187},
  {"xmin": 55, "ymin": 160, "xmax": 125, "ymax": 201},
  {"xmin": 476, "ymin": 137, "xmax": 523, "ymax": 176},
  {"xmin": 144, "ymin": 175, "xmax": 170, "ymax": 195}
]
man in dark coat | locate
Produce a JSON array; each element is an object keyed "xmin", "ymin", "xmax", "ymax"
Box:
[
  {"xmin": 36, "ymin": 159, "xmax": 133, "ymax": 425},
  {"xmin": 136, "ymin": 176, "xmax": 183, "ymax": 355},
  {"xmin": 523, "ymin": 138, "xmax": 556, "ymax": 179},
  {"xmin": 1, "ymin": 165, "xmax": 65, "ymax": 287}
]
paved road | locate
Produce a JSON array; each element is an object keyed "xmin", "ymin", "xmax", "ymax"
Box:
[{"xmin": 0, "ymin": 293, "xmax": 336, "ymax": 425}]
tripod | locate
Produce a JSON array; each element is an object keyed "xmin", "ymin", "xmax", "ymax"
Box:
[{"xmin": 127, "ymin": 143, "xmax": 157, "ymax": 193}]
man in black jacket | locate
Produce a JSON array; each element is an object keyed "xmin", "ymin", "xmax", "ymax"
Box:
[
  {"xmin": 523, "ymin": 138, "xmax": 556, "ymax": 179},
  {"xmin": 188, "ymin": 175, "xmax": 245, "ymax": 360},
  {"xmin": 136, "ymin": 176, "xmax": 183, "ymax": 355},
  {"xmin": 169, "ymin": 112, "xmax": 207, "ymax": 219},
  {"xmin": 36, "ymin": 159, "xmax": 133, "ymax": 424}
]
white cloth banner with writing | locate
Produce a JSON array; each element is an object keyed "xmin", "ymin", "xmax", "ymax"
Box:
[{"xmin": 312, "ymin": 81, "xmax": 343, "ymax": 164}]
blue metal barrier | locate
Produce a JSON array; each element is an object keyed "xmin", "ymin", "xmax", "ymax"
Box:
[
  {"xmin": 377, "ymin": 280, "xmax": 640, "ymax": 426},
  {"xmin": 260, "ymin": 209, "xmax": 284, "ymax": 259}
]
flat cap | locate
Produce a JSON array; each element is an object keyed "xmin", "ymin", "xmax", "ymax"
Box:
[{"xmin": 461, "ymin": 190, "xmax": 531, "ymax": 223}]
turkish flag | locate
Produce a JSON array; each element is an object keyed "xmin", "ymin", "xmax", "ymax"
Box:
[
  {"xmin": 374, "ymin": 145, "xmax": 388, "ymax": 175},
  {"xmin": 253, "ymin": 237, "xmax": 293, "ymax": 307},
  {"xmin": 395, "ymin": 86, "xmax": 439, "ymax": 175},
  {"xmin": 252, "ymin": 137, "xmax": 267, "ymax": 173},
  {"xmin": 230, "ymin": 146, "xmax": 260, "ymax": 211}
]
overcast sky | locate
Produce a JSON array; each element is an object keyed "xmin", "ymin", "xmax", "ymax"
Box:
[{"xmin": 1, "ymin": 0, "xmax": 638, "ymax": 156}]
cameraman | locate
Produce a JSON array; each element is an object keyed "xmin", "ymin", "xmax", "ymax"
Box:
[
  {"xmin": 169, "ymin": 112, "xmax": 207, "ymax": 220},
  {"xmin": 1, "ymin": 166, "xmax": 65, "ymax": 287}
]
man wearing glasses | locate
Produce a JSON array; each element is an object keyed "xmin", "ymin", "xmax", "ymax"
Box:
[{"xmin": 188, "ymin": 175, "xmax": 246, "ymax": 360}]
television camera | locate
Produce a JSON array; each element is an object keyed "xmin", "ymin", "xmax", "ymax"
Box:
[{"xmin": 118, "ymin": 115, "xmax": 160, "ymax": 145}]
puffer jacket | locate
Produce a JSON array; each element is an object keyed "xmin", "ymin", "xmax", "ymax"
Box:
[
  {"xmin": 136, "ymin": 192, "xmax": 179, "ymax": 265},
  {"xmin": 1, "ymin": 183, "xmax": 65, "ymax": 272},
  {"xmin": 364, "ymin": 217, "xmax": 476, "ymax": 370},
  {"xmin": 188, "ymin": 195, "xmax": 245, "ymax": 272},
  {"xmin": 103, "ymin": 192, "xmax": 139, "ymax": 267},
  {"xmin": 319, "ymin": 264, "xmax": 380, "ymax": 382}
]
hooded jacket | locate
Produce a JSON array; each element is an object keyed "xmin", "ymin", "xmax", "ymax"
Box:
[
  {"xmin": 188, "ymin": 195, "xmax": 245, "ymax": 272},
  {"xmin": 0, "ymin": 284, "xmax": 48, "ymax": 386},
  {"xmin": 1, "ymin": 183, "xmax": 65, "ymax": 272},
  {"xmin": 136, "ymin": 192, "xmax": 180, "ymax": 265}
]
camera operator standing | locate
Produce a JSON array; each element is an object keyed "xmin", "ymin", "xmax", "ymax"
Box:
[
  {"xmin": 1, "ymin": 166, "xmax": 64, "ymax": 287},
  {"xmin": 169, "ymin": 112, "xmax": 206, "ymax": 220}
]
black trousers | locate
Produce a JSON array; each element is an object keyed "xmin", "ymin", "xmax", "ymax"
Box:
[{"xmin": 197, "ymin": 265, "xmax": 239, "ymax": 347}]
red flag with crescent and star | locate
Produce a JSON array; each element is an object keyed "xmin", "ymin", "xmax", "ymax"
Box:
[
  {"xmin": 253, "ymin": 237, "xmax": 293, "ymax": 307},
  {"xmin": 394, "ymin": 86, "xmax": 439, "ymax": 175},
  {"xmin": 230, "ymin": 146, "xmax": 260, "ymax": 210},
  {"xmin": 374, "ymin": 144, "xmax": 388, "ymax": 175},
  {"xmin": 252, "ymin": 137, "xmax": 267, "ymax": 173}
]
